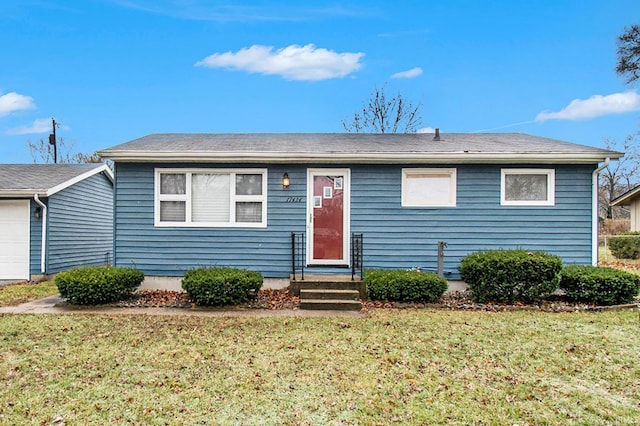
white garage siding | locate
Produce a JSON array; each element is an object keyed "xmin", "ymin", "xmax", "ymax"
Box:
[{"xmin": 0, "ymin": 200, "xmax": 30, "ymax": 280}]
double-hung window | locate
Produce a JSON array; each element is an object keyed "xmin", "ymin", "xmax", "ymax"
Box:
[
  {"xmin": 401, "ymin": 168, "xmax": 457, "ymax": 207},
  {"xmin": 155, "ymin": 168, "xmax": 267, "ymax": 227},
  {"xmin": 501, "ymin": 169, "xmax": 555, "ymax": 206}
]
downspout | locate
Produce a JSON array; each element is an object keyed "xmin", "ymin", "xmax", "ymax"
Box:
[
  {"xmin": 592, "ymin": 158, "xmax": 610, "ymax": 265},
  {"xmin": 33, "ymin": 194, "xmax": 47, "ymax": 274}
]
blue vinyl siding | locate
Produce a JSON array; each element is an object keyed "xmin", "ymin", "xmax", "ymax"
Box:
[
  {"xmin": 114, "ymin": 163, "xmax": 595, "ymax": 279},
  {"xmin": 114, "ymin": 163, "xmax": 302, "ymax": 277},
  {"xmin": 351, "ymin": 164, "xmax": 593, "ymax": 278},
  {"xmin": 46, "ymin": 172, "xmax": 114, "ymax": 273},
  {"xmin": 29, "ymin": 199, "xmax": 44, "ymax": 275}
]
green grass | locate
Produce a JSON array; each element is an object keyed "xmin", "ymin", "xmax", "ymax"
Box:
[
  {"xmin": 1, "ymin": 310, "xmax": 638, "ymax": 425},
  {"xmin": 0, "ymin": 281, "xmax": 58, "ymax": 306}
]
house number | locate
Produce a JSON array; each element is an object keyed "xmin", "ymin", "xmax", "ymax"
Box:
[{"xmin": 286, "ymin": 197, "xmax": 304, "ymax": 203}]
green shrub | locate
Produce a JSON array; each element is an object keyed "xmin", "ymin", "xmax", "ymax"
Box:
[
  {"xmin": 459, "ymin": 249, "xmax": 562, "ymax": 303},
  {"xmin": 55, "ymin": 266, "xmax": 144, "ymax": 305},
  {"xmin": 608, "ymin": 231, "xmax": 640, "ymax": 259},
  {"xmin": 559, "ymin": 265, "xmax": 640, "ymax": 305},
  {"xmin": 365, "ymin": 269, "xmax": 448, "ymax": 302},
  {"xmin": 182, "ymin": 267, "xmax": 263, "ymax": 306}
]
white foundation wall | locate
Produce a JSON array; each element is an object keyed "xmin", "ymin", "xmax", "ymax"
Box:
[{"xmin": 137, "ymin": 276, "xmax": 466, "ymax": 293}]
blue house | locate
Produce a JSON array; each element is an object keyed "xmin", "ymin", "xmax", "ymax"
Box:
[
  {"xmin": 0, "ymin": 163, "xmax": 114, "ymax": 281},
  {"xmin": 98, "ymin": 132, "xmax": 620, "ymax": 289}
]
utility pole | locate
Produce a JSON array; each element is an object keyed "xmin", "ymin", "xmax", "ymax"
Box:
[{"xmin": 48, "ymin": 118, "xmax": 58, "ymax": 164}]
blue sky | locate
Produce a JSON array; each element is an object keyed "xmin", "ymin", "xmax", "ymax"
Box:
[{"xmin": 1, "ymin": 0, "xmax": 639, "ymax": 163}]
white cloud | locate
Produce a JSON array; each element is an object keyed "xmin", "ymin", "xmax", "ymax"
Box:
[
  {"xmin": 536, "ymin": 91, "xmax": 640, "ymax": 122},
  {"xmin": 0, "ymin": 91, "xmax": 35, "ymax": 116},
  {"xmin": 195, "ymin": 44, "xmax": 364, "ymax": 81},
  {"xmin": 417, "ymin": 126, "xmax": 435, "ymax": 133},
  {"xmin": 6, "ymin": 118, "xmax": 55, "ymax": 135},
  {"xmin": 391, "ymin": 67, "xmax": 423, "ymax": 79}
]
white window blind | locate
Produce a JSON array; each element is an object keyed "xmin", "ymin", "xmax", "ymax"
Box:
[{"xmin": 192, "ymin": 174, "xmax": 230, "ymax": 222}]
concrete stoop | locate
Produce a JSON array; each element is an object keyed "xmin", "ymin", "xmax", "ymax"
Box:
[
  {"xmin": 300, "ymin": 289, "xmax": 362, "ymax": 311},
  {"xmin": 291, "ymin": 275, "xmax": 364, "ymax": 311}
]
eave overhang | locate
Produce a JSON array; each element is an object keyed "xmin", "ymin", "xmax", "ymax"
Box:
[
  {"xmin": 98, "ymin": 150, "xmax": 621, "ymax": 165},
  {"xmin": 611, "ymin": 185, "xmax": 640, "ymax": 206},
  {"xmin": 0, "ymin": 190, "xmax": 47, "ymax": 198}
]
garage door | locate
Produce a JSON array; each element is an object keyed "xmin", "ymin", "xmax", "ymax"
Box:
[{"xmin": 0, "ymin": 200, "xmax": 30, "ymax": 280}]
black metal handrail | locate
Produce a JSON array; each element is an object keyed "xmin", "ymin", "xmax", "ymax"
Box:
[
  {"xmin": 351, "ymin": 233, "xmax": 363, "ymax": 280},
  {"xmin": 291, "ymin": 232, "xmax": 305, "ymax": 280}
]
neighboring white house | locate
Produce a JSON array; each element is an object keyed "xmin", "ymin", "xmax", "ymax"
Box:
[{"xmin": 611, "ymin": 185, "xmax": 640, "ymax": 231}]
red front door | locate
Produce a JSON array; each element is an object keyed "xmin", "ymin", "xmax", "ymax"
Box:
[{"xmin": 308, "ymin": 169, "xmax": 350, "ymax": 265}]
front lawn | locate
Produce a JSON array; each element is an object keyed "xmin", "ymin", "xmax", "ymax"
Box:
[
  {"xmin": 0, "ymin": 310, "xmax": 638, "ymax": 425},
  {"xmin": 0, "ymin": 281, "xmax": 58, "ymax": 306}
]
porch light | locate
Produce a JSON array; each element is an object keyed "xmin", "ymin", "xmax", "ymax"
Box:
[
  {"xmin": 282, "ymin": 173, "xmax": 290, "ymax": 188},
  {"xmin": 34, "ymin": 206, "xmax": 42, "ymax": 219}
]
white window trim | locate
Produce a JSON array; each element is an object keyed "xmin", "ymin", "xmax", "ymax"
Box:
[
  {"xmin": 501, "ymin": 168, "xmax": 555, "ymax": 206},
  {"xmin": 154, "ymin": 168, "xmax": 268, "ymax": 227},
  {"xmin": 401, "ymin": 168, "xmax": 457, "ymax": 208}
]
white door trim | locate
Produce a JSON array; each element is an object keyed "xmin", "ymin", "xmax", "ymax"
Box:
[{"xmin": 306, "ymin": 168, "xmax": 351, "ymax": 265}]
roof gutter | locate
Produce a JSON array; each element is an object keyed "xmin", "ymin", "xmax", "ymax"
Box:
[
  {"xmin": 33, "ymin": 194, "xmax": 47, "ymax": 274},
  {"xmin": 98, "ymin": 151, "xmax": 621, "ymax": 165},
  {"xmin": 592, "ymin": 158, "xmax": 610, "ymax": 265}
]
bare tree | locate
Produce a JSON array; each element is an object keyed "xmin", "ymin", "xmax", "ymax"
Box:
[
  {"xmin": 616, "ymin": 24, "xmax": 640, "ymax": 85},
  {"xmin": 342, "ymin": 84, "xmax": 422, "ymax": 133},
  {"xmin": 599, "ymin": 133, "xmax": 640, "ymax": 219},
  {"xmin": 27, "ymin": 137, "xmax": 101, "ymax": 164}
]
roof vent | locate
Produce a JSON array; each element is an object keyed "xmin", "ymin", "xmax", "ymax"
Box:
[{"xmin": 433, "ymin": 128, "xmax": 440, "ymax": 141}]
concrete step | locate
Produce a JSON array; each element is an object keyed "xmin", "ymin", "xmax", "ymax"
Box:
[
  {"xmin": 300, "ymin": 299, "xmax": 362, "ymax": 311},
  {"xmin": 300, "ymin": 289, "xmax": 360, "ymax": 301},
  {"xmin": 290, "ymin": 275, "xmax": 366, "ymax": 298}
]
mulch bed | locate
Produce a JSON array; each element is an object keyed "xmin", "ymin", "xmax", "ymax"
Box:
[
  {"xmin": 110, "ymin": 288, "xmax": 300, "ymax": 310},
  {"xmin": 109, "ymin": 289, "xmax": 639, "ymax": 312}
]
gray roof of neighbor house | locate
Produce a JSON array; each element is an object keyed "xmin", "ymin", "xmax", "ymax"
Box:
[
  {"xmin": 98, "ymin": 133, "xmax": 621, "ymax": 164},
  {"xmin": 611, "ymin": 184, "xmax": 640, "ymax": 206},
  {"xmin": 0, "ymin": 163, "xmax": 113, "ymax": 197}
]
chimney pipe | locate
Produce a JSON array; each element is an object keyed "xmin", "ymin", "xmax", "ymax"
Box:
[{"xmin": 433, "ymin": 128, "xmax": 440, "ymax": 141}]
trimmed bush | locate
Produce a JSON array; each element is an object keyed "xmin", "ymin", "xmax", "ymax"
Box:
[
  {"xmin": 182, "ymin": 267, "xmax": 263, "ymax": 306},
  {"xmin": 459, "ymin": 249, "xmax": 562, "ymax": 303},
  {"xmin": 608, "ymin": 231, "xmax": 640, "ymax": 259},
  {"xmin": 365, "ymin": 269, "xmax": 448, "ymax": 302},
  {"xmin": 55, "ymin": 266, "xmax": 144, "ymax": 305},
  {"xmin": 559, "ymin": 265, "xmax": 640, "ymax": 305}
]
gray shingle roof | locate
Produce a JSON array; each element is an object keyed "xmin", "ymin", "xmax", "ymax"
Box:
[
  {"xmin": 98, "ymin": 133, "xmax": 622, "ymax": 164},
  {"xmin": 0, "ymin": 163, "xmax": 109, "ymax": 197}
]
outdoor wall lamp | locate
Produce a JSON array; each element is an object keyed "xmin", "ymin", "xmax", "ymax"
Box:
[
  {"xmin": 34, "ymin": 206, "xmax": 42, "ymax": 219},
  {"xmin": 282, "ymin": 173, "xmax": 290, "ymax": 189}
]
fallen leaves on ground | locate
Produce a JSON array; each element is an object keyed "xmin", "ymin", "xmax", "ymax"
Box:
[
  {"xmin": 112, "ymin": 288, "xmax": 300, "ymax": 310},
  {"xmin": 599, "ymin": 261, "xmax": 640, "ymax": 272},
  {"xmin": 111, "ymin": 288, "xmax": 638, "ymax": 312}
]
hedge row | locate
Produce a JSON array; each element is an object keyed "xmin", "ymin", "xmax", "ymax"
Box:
[
  {"xmin": 54, "ymin": 254, "xmax": 640, "ymax": 308},
  {"xmin": 559, "ymin": 265, "xmax": 640, "ymax": 305},
  {"xmin": 458, "ymin": 249, "xmax": 640, "ymax": 305},
  {"xmin": 608, "ymin": 231, "xmax": 640, "ymax": 259}
]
